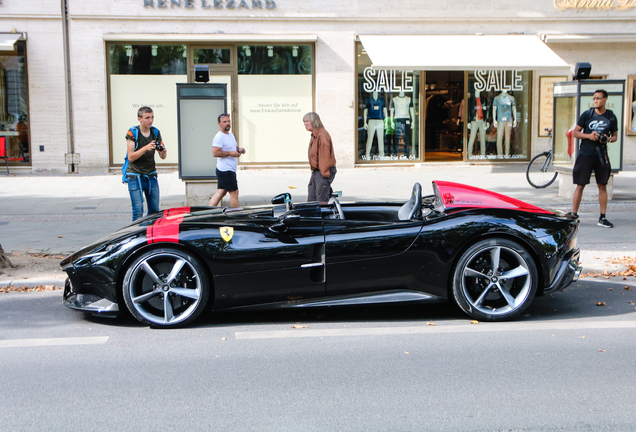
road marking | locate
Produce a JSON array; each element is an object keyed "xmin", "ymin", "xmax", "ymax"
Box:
[
  {"xmin": 235, "ymin": 320, "xmax": 636, "ymax": 339},
  {"xmin": 0, "ymin": 336, "xmax": 109, "ymax": 348}
]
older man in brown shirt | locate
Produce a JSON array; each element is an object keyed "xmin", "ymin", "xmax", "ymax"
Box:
[{"xmin": 303, "ymin": 112, "xmax": 337, "ymax": 203}]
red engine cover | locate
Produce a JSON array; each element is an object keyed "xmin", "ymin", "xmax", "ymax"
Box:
[{"xmin": 434, "ymin": 181, "xmax": 552, "ymax": 214}]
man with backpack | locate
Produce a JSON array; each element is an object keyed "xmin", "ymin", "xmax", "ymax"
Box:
[
  {"xmin": 571, "ymin": 89, "xmax": 618, "ymax": 228},
  {"xmin": 124, "ymin": 106, "xmax": 167, "ymax": 221}
]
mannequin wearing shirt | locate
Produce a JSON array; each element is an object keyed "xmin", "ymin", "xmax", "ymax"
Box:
[
  {"xmin": 466, "ymin": 90, "xmax": 490, "ymax": 157},
  {"xmin": 493, "ymin": 90, "xmax": 517, "ymax": 156},
  {"xmin": 364, "ymin": 90, "xmax": 388, "ymax": 158},
  {"xmin": 391, "ymin": 91, "xmax": 415, "ymax": 157}
]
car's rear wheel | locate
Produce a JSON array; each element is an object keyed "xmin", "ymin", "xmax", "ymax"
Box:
[
  {"xmin": 122, "ymin": 248, "xmax": 210, "ymax": 328},
  {"xmin": 452, "ymin": 238, "xmax": 538, "ymax": 322}
]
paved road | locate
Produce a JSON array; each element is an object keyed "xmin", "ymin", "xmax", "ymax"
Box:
[{"xmin": 1, "ymin": 277, "xmax": 636, "ymax": 431}]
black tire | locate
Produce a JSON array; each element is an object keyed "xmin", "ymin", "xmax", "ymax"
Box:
[
  {"xmin": 122, "ymin": 248, "xmax": 210, "ymax": 328},
  {"xmin": 452, "ymin": 238, "xmax": 538, "ymax": 322},
  {"xmin": 526, "ymin": 152, "xmax": 558, "ymax": 188}
]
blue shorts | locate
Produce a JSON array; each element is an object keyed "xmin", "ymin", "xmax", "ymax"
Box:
[{"xmin": 216, "ymin": 168, "xmax": 238, "ymax": 192}]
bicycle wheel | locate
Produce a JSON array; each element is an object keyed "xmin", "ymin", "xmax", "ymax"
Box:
[{"xmin": 526, "ymin": 152, "xmax": 558, "ymax": 188}]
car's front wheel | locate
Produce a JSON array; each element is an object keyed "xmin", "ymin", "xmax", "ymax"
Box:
[
  {"xmin": 122, "ymin": 248, "xmax": 210, "ymax": 328},
  {"xmin": 452, "ymin": 238, "xmax": 538, "ymax": 321}
]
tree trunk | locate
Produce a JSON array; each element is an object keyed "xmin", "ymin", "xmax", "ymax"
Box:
[{"xmin": 0, "ymin": 243, "xmax": 13, "ymax": 269}]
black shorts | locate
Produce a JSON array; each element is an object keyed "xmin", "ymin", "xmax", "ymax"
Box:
[
  {"xmin": 572, "ymin": 155, "xmax": 611, "ymax": 186},
  {"xmin": 216, "ymin": 168, "xmax": 238, "ymax": 192}
]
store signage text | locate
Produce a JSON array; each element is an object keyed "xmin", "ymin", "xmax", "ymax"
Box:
[
  {"xmin": 363, "ymin": 68, "xmax": 414, "ymax": 93},
  {"xmin": 143, "ymin": 0, "xmax": 276, "ymax": 9},
  {"xmin": 555, "ymin": 0, "xmax": 636, "ymax": 9},
  {"xmin": 473, "ymin": 70, "xmax": 524, "ymax": 92}
]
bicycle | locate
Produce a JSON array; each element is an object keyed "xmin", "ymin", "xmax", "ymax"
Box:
[{"xmin": 526, "ymin": 128, "xmax": 558, "ymax": 188}]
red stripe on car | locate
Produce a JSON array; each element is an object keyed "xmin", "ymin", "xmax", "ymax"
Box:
[{"xmin": 146, "ymin": 207, "xmax": 191, "ymax": 244}]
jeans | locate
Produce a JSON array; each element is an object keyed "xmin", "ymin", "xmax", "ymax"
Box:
[
  {"xmin": 394, "ymin": 119, "xmax": 411, "ymax": 157},
  {"xmin": 127, "ymin": 175, "xmax": 160, "ymax": 221}
]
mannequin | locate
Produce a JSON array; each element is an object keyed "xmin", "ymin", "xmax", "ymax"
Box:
[
  {"xmin": 391, "ymin": 91, "xmax": 415, "ymax": 157},
  {"xmin": 364, "ymin": 90, "xmax": 387, "ymax": 157},
  {"xmin": 492, "ymin": 90, "xmax": 517, "ymax": 156},
  {"xmin": 631, "ymin": 100, "xmax": 636, "ymax": 132},
  {"xmin": 467, "ymin": 89, "xmax": 490, "ymax": 157}
]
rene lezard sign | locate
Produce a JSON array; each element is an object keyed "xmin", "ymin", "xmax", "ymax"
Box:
[{"xmin": 555, "ymin": 0, "xmax": 636, "ymax": 9}]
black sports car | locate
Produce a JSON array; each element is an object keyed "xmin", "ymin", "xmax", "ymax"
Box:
[{"xmin": 61, "ymin": 181, "xmax": 581, "ymax": 328}]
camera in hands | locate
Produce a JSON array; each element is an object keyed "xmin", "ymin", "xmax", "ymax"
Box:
[{"xmin": 155, "ymin": 141, "xmax": 164, "ymax": 152}]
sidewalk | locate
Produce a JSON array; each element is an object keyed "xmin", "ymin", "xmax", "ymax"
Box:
[{"xmin": 1, "ymin": 164, "xmax": 636, "ymax": 286}]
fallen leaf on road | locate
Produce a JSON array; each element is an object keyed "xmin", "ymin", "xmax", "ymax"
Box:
[
  {"xmin": 291, "ymin": 325, "xmax": 308, "ymax": 329},
  {"xmin": 404, "ymin": 352, "xmax": 409, "ymax": 355},
  {"xmin": 288, "ymin": 186, "xmax": 296, "ymax": 189},
  {"xmin": 426, "ymin": 322, "xmax": 436, "ymax": 326},
  {"xmin": 57, "ymin": 236, "xmax": 63, "ymax": 238},
  {"xmin": 221, "ymin": 337, "xmax": 227, "ymax": 341},
  {"xmin": 598, "ymin": 349, "xmax": 606, "ymax": 352},
  {"xmin": 470, "ymin": 320, "xmax": 479, "ymax": 324},
  {"xmin": 1, "ymin": 285, "xmax": 63, "ymax": 293},
  {"xmin": 625, "ymin": 286, "xmax": 632, "ymax": 291},
  {"xmin": 596, "ymin": 302, "xmax": 606, "ymax": 306}
]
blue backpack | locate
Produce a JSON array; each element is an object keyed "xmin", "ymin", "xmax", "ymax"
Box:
[{"xmin": 122, "ymin": 125, "xmax": 159, "ymax": 183}]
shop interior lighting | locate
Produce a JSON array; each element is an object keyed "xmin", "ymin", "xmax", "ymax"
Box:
[
  {"xmin": 243, "ymin": 45, "xmax": 251, "ymax": 57},
  {"xmin": 151, "ymin": 45, "xmax": 158, "ymax": 56},
  {"xmin": 125, "ymin": 45, "xmax": 132, "ymax": 57},
  {"xmin": 267, "ymin": 46, "xmax": 273, "ymax": 57},
  {"xmin": 292, "ymin": 46, "xmax": 298, "ymax": 57}
]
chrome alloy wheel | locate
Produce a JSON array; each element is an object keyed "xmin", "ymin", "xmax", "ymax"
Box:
[
  {"xmin": 453, "ymin": 239, "xmax": 537, "ymax": 321},
  {"xmin": 123, "ymin": 249, "xmax": 209, "ymax": 328}
]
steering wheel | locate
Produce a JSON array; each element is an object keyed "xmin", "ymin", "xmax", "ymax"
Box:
[{"xmin": 328, "ymin": 197, "xmax": 345, "ymax": 220}]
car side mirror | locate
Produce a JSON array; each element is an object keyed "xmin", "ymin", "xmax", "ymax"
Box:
[
  {"xmin": 269, "ymin": 211, "xmax": 300, "ymax": 232},
  {"xmin": 271, "ymin": 193, "xmax": 292, "ymax": 205}
]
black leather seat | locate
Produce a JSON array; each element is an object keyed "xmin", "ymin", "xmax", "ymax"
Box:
[{"xmin": 398, "ymin": 183, "xmax": 422, "ymax": 220}]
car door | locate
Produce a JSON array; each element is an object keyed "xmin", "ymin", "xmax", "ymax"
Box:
[
  {"xmin": 210, "ymin": 209, "xmax": 326, "ymax": 309},
  {"xmin": 323, "ymin": 218, "xmax": 423, "ymax": 297}
]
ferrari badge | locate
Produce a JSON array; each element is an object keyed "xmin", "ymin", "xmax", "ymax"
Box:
[{"xmin": 220, "ymin": 227, "xmax": 234, "ymax": 242}]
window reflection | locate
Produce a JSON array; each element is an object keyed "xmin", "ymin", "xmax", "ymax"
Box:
[{"xmin": 0, "ymin": 41, "xmax": 29, "ymax": 163}]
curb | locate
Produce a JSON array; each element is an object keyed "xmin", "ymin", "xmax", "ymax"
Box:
[{"xmin": 0, "ymin": 278, "xmax": 67, "ymax": 288}]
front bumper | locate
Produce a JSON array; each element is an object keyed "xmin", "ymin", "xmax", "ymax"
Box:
[
  {"xmin": 544, "ymin": 248, "xmax": 582, "ymax": 293},
  {"xmin": 63, "ymin": 277, "xmax": 120, "ymax": 315}
]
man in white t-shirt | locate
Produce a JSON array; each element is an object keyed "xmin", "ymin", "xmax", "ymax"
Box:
[{"xmin": 209, "ymin": 113, "xmax": 246, "ymax": 207}]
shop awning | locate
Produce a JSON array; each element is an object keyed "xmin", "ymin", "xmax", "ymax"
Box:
[
  {"xmin": 359, "ymin": 35, "xmax": 570, "ymax": 71},
  {"xmin": 0, "ymin": 33, "xmax": 23, "ymax": 52},
  {"xmin": 103, "ymin": 34, "xmax": 318, "ymax": 43}
]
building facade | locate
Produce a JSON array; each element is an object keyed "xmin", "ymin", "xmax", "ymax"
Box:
[{"xmin": 3, "ymin": 0, "xmax": 636, "ymax": 174}]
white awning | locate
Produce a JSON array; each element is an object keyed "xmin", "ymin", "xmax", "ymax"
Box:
[
  {"xmin": 0, "ymin": 33, "xmax": 23, "ymax": 52},
  {"xmin": 359, "ymin": 35, "xmax": 570, "ymax": 71},
  {"xmin": 542, "ymin": 33, "xmax": 636, "ymax": 43},
  {"xmin": 103, "ymin": 34, "xmax": 317, "ymax": 43}
]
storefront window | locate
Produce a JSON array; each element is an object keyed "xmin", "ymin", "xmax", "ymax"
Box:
[
  {"xmin": 238, "ymin": 45, "xmax": 312, "ymax": 75},
  {"xmin": 193, "ymin": 48, "xmax": 231, "ymax": 65},
  {"xmin": 237, "ymin": 44, "xmax": 313, "ymax": 163},
  {"xmin": 553, "ymin": 96, "xmax": 577, "ymax": 166},
  {"xmin": 108, "ymin": 44, "xmax": 187, "ymax": 166},
  {"xmin": 109, "ymin": 44, "xmax": 187, "ymax": 75},
  {"xmin": 356, "ymin": 44, "xmax": 420, "ymax": 162},
  {"xmin": 0, "ymin": 41, "xmax": 29, "ymax": 164},
  {"xmin": 466, "ymin": 70, "xmax": 532, "ymax": 161}
]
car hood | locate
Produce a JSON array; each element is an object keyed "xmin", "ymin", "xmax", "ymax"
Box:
[{"xmin": 60, "ymin": 205, "xmax": 279, "ymax": 268}]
